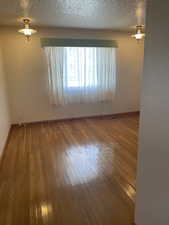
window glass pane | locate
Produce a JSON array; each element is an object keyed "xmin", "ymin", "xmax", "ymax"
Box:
[{"xmin": 66, "ymin": 47, "xmax": 97, "ymax": 88}]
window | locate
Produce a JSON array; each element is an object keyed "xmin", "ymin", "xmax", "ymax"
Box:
[
  {"xmin": 45, "ymin": 46, "xmax": 116, "ymax": 106},
  {"xmin": 66, "ymin": 47, "xmax": 97, "ymax": 88}
]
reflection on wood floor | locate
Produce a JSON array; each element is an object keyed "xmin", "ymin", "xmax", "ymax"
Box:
[{"xmin": 0, "ymin": 114, "xmax": 139, "ymax": 225}]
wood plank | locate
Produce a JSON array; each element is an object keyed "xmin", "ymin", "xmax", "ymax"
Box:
[{"xmin": 0, "ymin": 114, "xmax": 139, "ymax": 225}]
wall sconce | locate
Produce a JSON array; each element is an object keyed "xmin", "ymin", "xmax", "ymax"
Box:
[
  {"xmin": 132, "ymin": 25, "xmax": 145, "ymax": 41},
  {"xmin": 18, "ymin": 18, "xmax": 37, "ymax": 41}
]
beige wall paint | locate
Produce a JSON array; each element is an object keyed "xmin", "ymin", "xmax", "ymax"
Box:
[
  {"xmin": 136, "ymin": 1, "xmax": 169, "ymax": 225},
  {"xmin": 0, "ymin": 27, "xmax": 144, "ymax": 124},
  {"xmin": 0, "ymin": 39, "xmax": 10, "ymax": 155}
]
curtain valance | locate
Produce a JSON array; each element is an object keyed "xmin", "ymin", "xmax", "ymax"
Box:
[{"xmin": 41, "ymin": 38, "xmax": 118, "ymax": 48}]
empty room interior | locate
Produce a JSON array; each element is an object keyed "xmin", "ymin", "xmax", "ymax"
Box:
[{"xmin": 0, "ymin": 1, "xmax": 168, "ymax": 225}]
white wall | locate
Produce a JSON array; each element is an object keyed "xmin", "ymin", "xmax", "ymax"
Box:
[
  {"xmin": 0, "ymin": 27, "xmax": 144, "ymax": 124},
  {"xmin": 136, "ymin": 1, "xmax": 169, "ymax": 225},
  {"xmin": 0, "ymin": 40, "xmax": 10, "ymax": 155}
]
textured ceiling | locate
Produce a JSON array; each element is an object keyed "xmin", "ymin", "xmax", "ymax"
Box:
[{"xmin": 0, "ymin": 0, "xmax": 146, "ymax": 30}]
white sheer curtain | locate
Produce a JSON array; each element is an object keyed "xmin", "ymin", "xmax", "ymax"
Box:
[{"xmin": 45, "ymin": 47, "xmax": 116, "ymax": 106}]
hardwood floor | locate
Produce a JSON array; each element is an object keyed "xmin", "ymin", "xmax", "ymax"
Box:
[{"xmin": 0, "ymin": 114, "xmax": 139, "ymax": 225}]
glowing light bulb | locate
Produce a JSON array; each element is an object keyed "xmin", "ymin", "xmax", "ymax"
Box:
[{"xmin": 134, "ymin": 33, "xmax": 145, "ymax": 40}]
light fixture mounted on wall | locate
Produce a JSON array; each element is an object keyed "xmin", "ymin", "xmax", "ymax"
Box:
[
  {"xmin": 132, "ymin": 25, "xmax": 145, "ymax": 41},
  {"xmin": 18, "ymin": 18, "xmax": 37, "ymax": 41}
]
